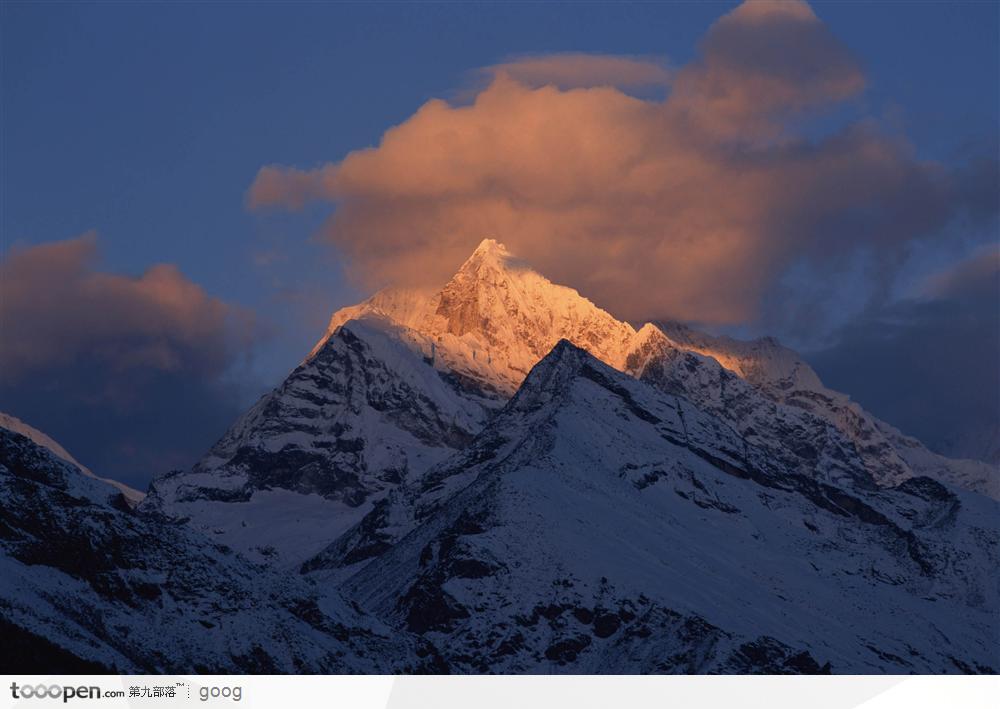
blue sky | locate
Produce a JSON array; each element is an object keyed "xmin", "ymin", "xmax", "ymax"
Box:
[{"xmin": 1, "ymin": 1, "xmax": 997, "ymax": 484}]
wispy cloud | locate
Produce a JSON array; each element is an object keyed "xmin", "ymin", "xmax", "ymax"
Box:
[
  {"xmin": 486, "ymin": 53, "xmax": 672, "ymax": 90},
  {"xmin": 809, "ymin": 245, "xmax": 1000, "ymax": 461}
]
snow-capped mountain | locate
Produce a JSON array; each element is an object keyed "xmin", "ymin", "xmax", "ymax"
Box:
[
  {"xmin": 0, "ymin": 411, "xmax": 144, "ymax": 507},
  {"xmin": 324, "ymin": 241, "xmax": 995, "ymax": 499},
  {"xmin": 0, "ymin": 425, "xmax": 438, "ymax": 673},
  {"xmin": 39, "ymin": 236, "xmax": 992, "ymax": 674},
  {"xmin": 334, "ymin": 342, "xmax": 998, "ymax": 672},
  {"xmin": 147, "ymin": 240, "xmax": 995, "ymax": 568},
  {"xmin": 142, "ymin": 239, "xmax": 638, "ymax": 567},
  {"xmin": 320, "ymin": 239, "xmax": 637, "ymax": 397}
]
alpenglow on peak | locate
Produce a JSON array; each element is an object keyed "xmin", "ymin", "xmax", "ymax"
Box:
[
  {"xmin": 471, "ymin": 237, "xmax": 509, "ymax": 257},
  {"xmin": 318, "ymin": 237, "xmax": 636, "ymax": 395}
]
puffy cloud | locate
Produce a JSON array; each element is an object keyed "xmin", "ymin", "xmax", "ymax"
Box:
[
  {"xmin": 671, "ymin": 0, "xmax": 864, "ymax": 139},
  {"xmin": 0, "ymin": 232, "xmax": 248, "ymax": 381},
  {"xmin": 247, "ymin": 0, "xmax": 995, "ymax": 328},
  {"xmin": 0, "ymin": 234, "xmax": 256, "ymax": 486}
]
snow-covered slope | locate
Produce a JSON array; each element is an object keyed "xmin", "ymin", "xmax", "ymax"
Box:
[
  {"xmin": 336, "ymin": 342, "xmax": 999, "ymax": 673},
  {"xmin": 622, "ymin": 325, "xmax": 908, "ymax": 491},
  {"xmin": 646, "ymin": 323, "xmax": 998, "ymax": 499},
  {"xmin": 0, "ymin": 411, "xmax": 144, "ymax": 507},
  {"xmin": 142, "ymin": 315, "xmax": 496, "ymax": 566},
  {"xmin": 0, "ymin": 426, "xmax": 437, "ymax": 673}
]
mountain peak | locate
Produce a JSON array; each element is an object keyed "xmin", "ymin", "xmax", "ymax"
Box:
[
  {"xmin": 471, "ymin": 237, "xmax": 509, "ymax": 258},
  {"xmin": 432, "ymin": 241, "xmax": 636, "ymax": 387},
  {"xmin": 318, "ymin": 238, "xmax": 635, "ymax": 396},
  {"xmin": 451, "ymin": 237, "xmax": 523, "ymax": 282},
  {"xmin": 521, "ymin": 337, "xmax": 592, "ymax": 383},
  {"xmin": 507, "ymin": 339, "xmax": 598, "ymax": 412},
  {"xmin": 653, "ymin": 321, "xmax": 824, "ymax": 393}
]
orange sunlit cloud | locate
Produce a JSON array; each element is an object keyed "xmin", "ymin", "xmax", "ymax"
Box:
[
  {"xmin": 0, "ymin": 233, "xmax": 250, "ymax": 384},
  {"xmin": 247, "ymin": 0, "xmax": 965, "ymax": 325}
]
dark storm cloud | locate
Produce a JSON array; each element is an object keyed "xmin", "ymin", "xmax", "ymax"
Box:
[
  {"xmin": 0, "ymin": 234, "xmax": 257, "ymax": 487},
  {"xmin": 808, "ymin": 246, "xmax": 1000, "ymax": 462}
]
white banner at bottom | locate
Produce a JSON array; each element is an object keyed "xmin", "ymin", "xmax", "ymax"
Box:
[{"xmin": 1, "ymin": 675, "xmax": 997, "ymax": 709}]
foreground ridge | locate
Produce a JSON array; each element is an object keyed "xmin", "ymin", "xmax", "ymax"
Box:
[
  {"xmin": 0, "ymin": 426, "xmax": 437, "ymax": 673},
  {"xmin": 335, "ymin": 342, "xmax": 998, "ymax": 673}
]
